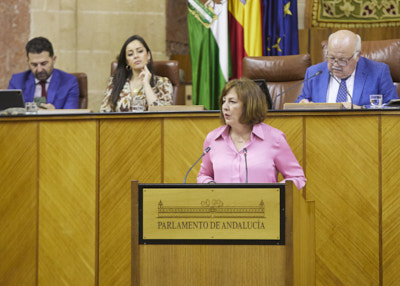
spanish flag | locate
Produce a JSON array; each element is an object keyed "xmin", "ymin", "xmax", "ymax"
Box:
[{"xmin": 228, "ymin": 0, "xmax": 263, "ymax": 78}]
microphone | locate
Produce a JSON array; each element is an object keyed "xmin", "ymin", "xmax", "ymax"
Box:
[
  {"xmin": 243, "ymin": 148, "xmax": 248, "ymax": 183},
  {"xmin": 329, "ymin": 71, "xmax": 354, "ymax": 109},
  {"xmin": 183, "ymin": 147, "xmax": 211, "ymax": 184},
  {"xmin": 272, "ymin": 70, "xmax": 323, "ymax": 109}
]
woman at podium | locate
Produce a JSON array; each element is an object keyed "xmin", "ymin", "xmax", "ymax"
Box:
[{"xmin": 197, "ymin": 78, "xmax": 306, "ymax": 190}]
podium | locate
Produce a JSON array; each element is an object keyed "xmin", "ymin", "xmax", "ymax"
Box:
[{"xmin": 131, "ymin": 181, "xmax": 315, "ymax": 286}]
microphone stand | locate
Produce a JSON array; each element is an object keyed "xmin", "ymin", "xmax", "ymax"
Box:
[
  {"xmin": 183, "ymin": 147, "xmax": 211, "ymax": 184},
  {"xmin": 243, "ymin": 148, "xmax": 248, "ymax": 183},
  {"xmin": 272, "ymin": 70, "xmax": 323, "ymax": 110}
]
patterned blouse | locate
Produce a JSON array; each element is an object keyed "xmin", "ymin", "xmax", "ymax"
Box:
[{"xmin": 100, "ymin": 75, "xmax": 173, "ymax": 112}]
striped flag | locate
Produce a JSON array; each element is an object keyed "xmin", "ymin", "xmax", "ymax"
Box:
[
  {"xmin": 228, "ymin": 0, "xmax": 263, "ymax": 78},
  {"xmin": 187, "ymin": 0, "xmax": 231, "ymax": 110}
]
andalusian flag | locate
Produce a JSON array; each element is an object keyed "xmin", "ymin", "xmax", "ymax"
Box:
[
  {"xmin": 228, "ymin": 0, "xmax": 263, "ymax": 78},
  {"xmin": 188, "ymin": 0, "xmax": 231, "ymax": 110}
]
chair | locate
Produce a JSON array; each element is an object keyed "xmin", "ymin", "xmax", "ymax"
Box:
[
  {"xmin": 242, "ymin": 54, "xmax": 312, "ymax": 109},
  {"xmin": 110, "ymin": 60, "xmax": 180, "ymax": 105},
  {"xmin": 321, "ymin": 39, "xmax": 400, "ymax": 96},
  {"xmin": 71, "ymin": 72, "xmax": 88, "ymax": 109}
]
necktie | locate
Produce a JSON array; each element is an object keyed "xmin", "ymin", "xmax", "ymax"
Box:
[
  {"xmin": 39, "ymin": 80, "xmax": 47, "ymax": 100},
  {"xmin": 336, "ymin": 79, "xmax": 348, "ymax": 102}
]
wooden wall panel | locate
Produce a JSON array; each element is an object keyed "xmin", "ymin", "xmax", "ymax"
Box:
[
  {"xmin": 0, "ymin": 122, "xmax": 38, "ymax": 286},
  {"xmin": 2, "ymin": 111, "xmax": 400, "ymax": 285},
  {"xmin": 38, "ymin": 121, "xmax": 97, "ymax": 285},
  {"xmin": 382, "ymin": 116, "xmax": 400, "ymax": 285},
  {"xmin": 164, "ymin": 117, "xmax": 220, "ymax": 183},
  {"xmin": 306, "ymin": 115, "xmax": 380, "ymax": 285},
  {"xmin": 99, "ymin": 119, "xmax": 162, "ymax": 286},
  {"xmin": 298, "ymin": 29, "xmax": 309, "ymax": 55},
  {"xmin": 265, "ymin": 116, "xmax": 304, "ymax": 167},
  {"xmin": 139, "ymin": 245, "xmax": 287, "ymax": 286}
]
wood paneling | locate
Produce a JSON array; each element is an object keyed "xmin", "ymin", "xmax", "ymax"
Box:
[
  {"xmin": 306, "ymin": 115, "xmax": 380, "ymax": 285},
  {"xmin": 139, "ymin": 245, "xmax": 287, "ymax": 286},
  {"xmin": 298, "ymin": 29, "xmax": 309, "ymax": 55},
  {"xmin": 164, "ymin": 117, "xmax": 220, "ymax": 183},
  {"xmin": 99, "ymin": 119, "xmax": 162, "ymax": 285},
  {"xmin": 38, "ymin": 121, "xmax": 97, "ymax": 285},
  {"xmin": 382, "ymin": 116, "xmax": 400, "ymax": 285},
  {"xmin": 1, "ymin": 111, "xmax": 400, "ymax": 285},
  {"xmin": 0, "ymin": 122, "xmax": 37, "ymax": 286},
  {"xmin": 265, "ymin": 116, "xmax": 304, "ymax": 166}
]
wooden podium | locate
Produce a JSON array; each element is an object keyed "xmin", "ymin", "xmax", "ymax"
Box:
[{"xmin": 131, "ymin": 181, "xmax": 315, "ymax": 286}]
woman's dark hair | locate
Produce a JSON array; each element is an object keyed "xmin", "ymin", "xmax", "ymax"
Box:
[
  {"xmin": 26, "ymin": 37, "xmax": 54, "ymax": 57},
  {"xmin": 219, "ymin": 78, "xmax": 268, "ymax": 125},
  {"xmin": 110, "ymin": 35, "xmax": 154, "ymax": 110}
]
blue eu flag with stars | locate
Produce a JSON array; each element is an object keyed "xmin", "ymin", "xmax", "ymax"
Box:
[{"xmin": 262, "ymin": 0, "xmax": 299, "ymax": 56}]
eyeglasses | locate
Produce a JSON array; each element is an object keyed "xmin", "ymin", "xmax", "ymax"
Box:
[{"xmin": 326, "ymin": 52, "xmax": 358, "ymax": 67}]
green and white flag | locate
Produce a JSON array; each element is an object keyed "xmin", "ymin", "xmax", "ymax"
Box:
[{"xmin": 188, "ymin": 0, "xmax": 231, "ymax": 110}]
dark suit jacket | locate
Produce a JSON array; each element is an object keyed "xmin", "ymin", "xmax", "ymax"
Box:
[
  {"xmin": 8, "ymin": 69, "xmax": 79, "ymax": 109},
  {"xmin": 296, "ymin": 57, "xmax": 399, "ymax": 105}
]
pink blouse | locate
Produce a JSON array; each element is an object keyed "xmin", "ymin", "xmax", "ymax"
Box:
[{"xmin": 197, "ymin": 123, "xmax": 306, "ymax": 190}]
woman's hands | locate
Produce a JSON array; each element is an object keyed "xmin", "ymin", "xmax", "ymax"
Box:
[
  {"xmin": 137, "ymin": 65, "xmax": 157, "ymax": 106},
  {"xmin": 138, "ymin": 65, "xmax": 151, "ymax": 86}
]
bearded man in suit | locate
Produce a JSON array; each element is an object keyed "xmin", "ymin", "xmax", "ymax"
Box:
[{"xmin": 8, "ymin": 37, "xmax": 79, "ymax": 109}]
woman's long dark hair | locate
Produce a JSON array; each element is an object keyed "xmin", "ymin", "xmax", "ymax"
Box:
[{"xmin": 110, "ymin": 35, "xmax": 155, "ymax": 110}]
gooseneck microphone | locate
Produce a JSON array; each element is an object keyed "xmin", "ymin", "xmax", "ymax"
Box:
[
  {"xmin": 183, "ymin": 147, "xmax": 211, "ymax": 184},
  {"xmin": 272, "ymin": 70, "xmax": 323, "ymax": 109},
  {"xmin": 243, "ymin": 148, "xmax": 248, "ymax": 183},
  {"xmin": 329, "ymin": 71, "xmax": 354, "ymax": 109}
]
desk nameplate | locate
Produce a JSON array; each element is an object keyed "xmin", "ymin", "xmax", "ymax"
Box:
[{"xmin": 138, "ymin": 184, "xmax": 285, "ymax": 245}]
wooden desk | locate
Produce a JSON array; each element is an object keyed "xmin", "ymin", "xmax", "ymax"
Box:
[{"xmin": 1, "ymin": 110, "xmax": 399, "ymax": 285}]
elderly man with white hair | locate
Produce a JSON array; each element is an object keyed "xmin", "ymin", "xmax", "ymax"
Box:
[{"xmin": 296, "ymin": 29, "xmax": 398, "ymax": 108}]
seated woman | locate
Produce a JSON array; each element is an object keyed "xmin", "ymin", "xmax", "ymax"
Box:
[
  {"xmin": 100, "ymin": 35, "xmax": 173, "ymax": 112},
  {"xmin": 197, "ymin": 78, "xmax": 306, "ymax": 190}
]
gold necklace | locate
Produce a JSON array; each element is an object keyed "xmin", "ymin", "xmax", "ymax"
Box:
[{"xmin": 131, "ymin": 83, "xmax": 142, "ymax": 93}]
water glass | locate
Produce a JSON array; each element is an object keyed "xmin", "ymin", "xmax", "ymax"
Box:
[
  {"xmin": 132, "ymin": 99, "xmax": 145, "ymax": 112},
  {"xmin": 370, "ymin": 94, "xmax": 383, "ymax": 108},
  {"xmin": 25, "ymin": 102, "xmax": 38, "ymax": 114}
]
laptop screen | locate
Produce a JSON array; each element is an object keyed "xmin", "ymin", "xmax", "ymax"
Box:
[
  {"xmin": 0, "ymin": 89, "xmax": 25, "ymax": 111},
  {"xmin": 253, "ymin": 79, "xmax": 272, "ymax": 109}
]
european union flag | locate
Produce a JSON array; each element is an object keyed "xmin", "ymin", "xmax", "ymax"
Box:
[{"xmin": 262, "ymin": 0, "xmax": 299, "ymax": 56}]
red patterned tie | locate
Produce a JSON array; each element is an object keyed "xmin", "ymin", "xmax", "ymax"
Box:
[{"xmin": 40, "ymin": 80, "xmax": 47, "ymax": 101}]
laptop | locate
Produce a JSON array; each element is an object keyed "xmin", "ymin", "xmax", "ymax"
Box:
[
  {"xmin": 253, "ymin": 79, "xmax": 272, "ymax": 109},
  {"xmin": 0, "ymin": 89, "xmax": 25, "ymax": 111}
]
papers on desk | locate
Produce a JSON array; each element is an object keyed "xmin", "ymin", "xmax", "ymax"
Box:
[
  {"xmin": 384, "ymin": 99, "xmax": 400, "ymax": 108},
  {"xmin": 283, "ymin": 103, "xmax": 345, "ymax": 110},
  {"xmin": 148, "ymin": 105, "xmax": 205, "ymax": 112},
  {"xmin": 37, "ymin": 109, "xmax": 92, "ymax": 114}
]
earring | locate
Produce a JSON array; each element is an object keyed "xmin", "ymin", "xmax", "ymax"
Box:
[{"xmin": 126, "ymin": 65, "xmax": 131, "ymax": 71}]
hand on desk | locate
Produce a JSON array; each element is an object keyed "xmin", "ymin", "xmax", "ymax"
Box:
[
  {"xmin": 342, "ymin": 102, "xmax": 361, "ymax": 109},
  {"xmin": 39, "ymin": 103, "xmax": 56, "ymax": 110}
]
